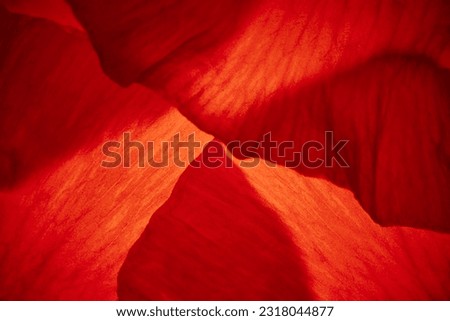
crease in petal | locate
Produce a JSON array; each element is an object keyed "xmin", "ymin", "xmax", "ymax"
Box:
[{"xmin": 0, "ymin": 0, "xmax": 83, "ymax": 30}]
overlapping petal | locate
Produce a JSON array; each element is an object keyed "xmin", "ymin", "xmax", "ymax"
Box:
[
  {"xmin": 0, "ymin": 0, "xmax": 81, "ymax": 29},
  {"xmin": 119, "ymin": 145, "xmax": 450, "ymax": 300},
  {"xmin": 67, "ymin": 0, "xmax": 450, "ymax": 231},
  {"xmin": 1, "ymin": 0, "xmax": 449, "ymax": 301},
  {"xmin": 0, "ymin": 8, "xmax": 211, "ymax": 299}
]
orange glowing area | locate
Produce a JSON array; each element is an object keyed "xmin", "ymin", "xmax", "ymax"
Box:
[{"xmin": 0, "ymin": 113, "xmax": 211, "ymax": 299}]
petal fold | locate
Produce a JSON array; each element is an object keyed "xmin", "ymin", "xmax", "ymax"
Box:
[{"xmin": 66, "ymin": 0, "xmax": 450, "ymax": 231}]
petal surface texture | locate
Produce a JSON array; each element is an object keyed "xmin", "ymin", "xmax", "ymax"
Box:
[
  {"xmin": 0, "ymin": 8, "xmax": 211, "ymax": 299},
  {"xmin": 68, "ymin": 0, "xmax": 450, "ymax": 231},
  {"xmin": 119, "ymin": 145, "xmax": 450, "ymax": 300}
]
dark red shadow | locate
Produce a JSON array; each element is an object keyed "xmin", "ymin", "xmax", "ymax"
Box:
[
  {"xmin": 0, "ymin": 7, "xmax": 167, "ymax": 189},
  {"xmin": 118, "ymin": 142, "xmax": 313, "ymax": 300}
]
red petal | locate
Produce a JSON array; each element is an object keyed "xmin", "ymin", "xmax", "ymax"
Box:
[
  {"xmin": 0, "ymin": 7, "xmax": 160, "ymax": 189},
  {"xmin": 0, "ymin": 9, "xmax": 211, "ymax": 299},
  {"xmin": 119, "ymin": 144, "xmax": 450, "ymax": 300},
  {"xmin": 119, "ymin": 142, "xmax": 313, "ymax": 300},
  {"xmin": 67, "ymin": 0, "xmax": 450, "ymax": 231},
  {"xmin": 0, "ymin": 0, "xmax": 82, "ymax": 29}
]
